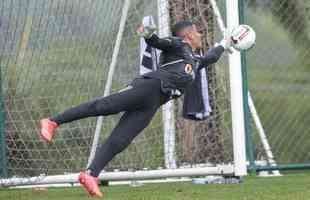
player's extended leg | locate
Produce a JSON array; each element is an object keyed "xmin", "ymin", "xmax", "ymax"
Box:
[
  {"xmin": 79, "ymin": 103, "xmax": 160, "ymax": 196},
  {"xmin": 40, "ymin": 78, "xmax": 162, "ymax": 142}
]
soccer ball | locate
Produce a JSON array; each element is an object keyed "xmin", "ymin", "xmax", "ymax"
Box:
[{"xmin": 231, "ymin": 24, "xmax": 256, "ymax": 51}]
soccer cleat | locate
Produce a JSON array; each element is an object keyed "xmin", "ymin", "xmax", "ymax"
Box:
[
  {"xmin": 40, "ymin": 118, "xmax": 58, "ymax": 143},
  {"xmin": 78, "ymin": 172, "xmax": 103, "ymax": 197}
]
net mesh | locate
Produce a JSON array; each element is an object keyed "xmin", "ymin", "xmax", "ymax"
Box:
[{"xmin": 0, "ymin": 0, "xmax": 234, "ymax": 184}]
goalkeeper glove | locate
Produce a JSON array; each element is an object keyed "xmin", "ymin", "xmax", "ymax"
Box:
[
  {"xmin": 216, "ymin": 30, "xmax": 233, "ymax": 53},
  {"xmin": 137, "ymin": 24, "xmax": 156, "ymax": 39},
  {"xmin": 219, "ymin": 37, "xmax": 232, "ymax": 50}
]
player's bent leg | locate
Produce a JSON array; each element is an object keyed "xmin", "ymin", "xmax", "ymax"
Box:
[
  {"xmin": 39, "ymin": 118, "xmax": 58, "ymax": 143},
  {"xmin": 78, "ymin": 171, "xmax": 103, "ymax": 197}
]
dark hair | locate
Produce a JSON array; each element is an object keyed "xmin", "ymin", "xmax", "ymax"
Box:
[{"xmin": 171, "ymin": 20, "xmax": 194, "ymax": 37}]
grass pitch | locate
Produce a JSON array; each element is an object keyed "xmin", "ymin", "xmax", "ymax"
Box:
[{"xmin": 1, "ymin": 173, "xmax": 310, "ymax": 200}]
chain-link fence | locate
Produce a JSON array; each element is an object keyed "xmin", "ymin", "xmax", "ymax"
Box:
[{"xmin": 244, "ymin": 0, "xmax": 310, "ymax": 166}]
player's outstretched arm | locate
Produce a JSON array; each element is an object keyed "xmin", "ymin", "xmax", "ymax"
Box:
[
  {"xmin": 198, "ymin": 34, "xmax": 232, "ymax": 70},
  {"xmin": 137, "ymin": 24, "xmax": 178, "ymax": 51},
  {"xmin": 199, "ymin": 46, "xmax": 225, "ymax": 69}
]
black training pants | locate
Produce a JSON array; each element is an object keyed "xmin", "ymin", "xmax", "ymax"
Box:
[{"xmin": 51, "ymin": 78, "xmax": 168, "ymax": 176}]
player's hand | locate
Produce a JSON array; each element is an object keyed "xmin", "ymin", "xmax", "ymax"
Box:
[
  {"xmin": 220, "ymin": 31, "xmax": 232, "ymax": 49},
  {"xmin": 217, "ymin": 31, "xmax": 233, "ymax": 53},
  {"xmin": 137, "ymin": 24, "xmax": 156, "ymax": 39}
]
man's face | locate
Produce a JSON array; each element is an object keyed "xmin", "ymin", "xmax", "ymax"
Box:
[{"xmin": 188, "ymin": 25, "xmax": 203, "ymax": 50}]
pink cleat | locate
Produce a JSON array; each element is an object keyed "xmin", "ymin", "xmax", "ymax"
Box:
[
  {"xmin": 78, "ymin": 171, "xmax": 103, "ymax": 197},
  {"xmin": 40, "ymin": 118, "xmax": 58, "ymax": 143}
]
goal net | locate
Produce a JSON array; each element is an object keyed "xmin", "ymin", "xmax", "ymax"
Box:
[{"xmin": 0, "ymin": 0, "xmax": 247, "ymax": 187}]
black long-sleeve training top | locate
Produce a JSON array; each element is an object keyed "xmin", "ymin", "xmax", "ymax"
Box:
[{"xmin": 142, "ymin": 34, "xmax": 224, "ymax": 97}]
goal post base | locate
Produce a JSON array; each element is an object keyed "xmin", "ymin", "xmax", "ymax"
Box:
[{"xmin": 0, "ymin": 165, "xmax": 234, "ymax": 188}]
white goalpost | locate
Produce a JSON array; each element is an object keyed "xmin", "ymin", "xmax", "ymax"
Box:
[
  {"xmin": 0, "ymin": 0, "xmax": 257, "ymax": 188},
  {"xmin": 157, "ymin": 0, "xmax": 177, "ymax": 170},
  {"xmin": 225, "ymin": 0, "xmax": 247, "ymax": 176}
]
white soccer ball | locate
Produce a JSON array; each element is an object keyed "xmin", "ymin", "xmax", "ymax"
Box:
[{"xmin": 231, "ymin": 24, "xmax": 256, "ymax": 51}]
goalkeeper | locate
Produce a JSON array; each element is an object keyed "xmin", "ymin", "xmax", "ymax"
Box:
[{"xmin": 40, "ymin": 20, "xmax": 231, "ymax": 197}]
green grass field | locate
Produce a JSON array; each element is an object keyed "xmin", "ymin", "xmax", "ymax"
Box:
[{"xmin": 1, "ymin": 173, "xmax": 310, "ymax": 200}]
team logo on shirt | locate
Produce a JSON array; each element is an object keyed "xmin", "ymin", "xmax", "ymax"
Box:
[{"xmin": 185, "ymin": 64, "xmax": 193, "ymax": 74}]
